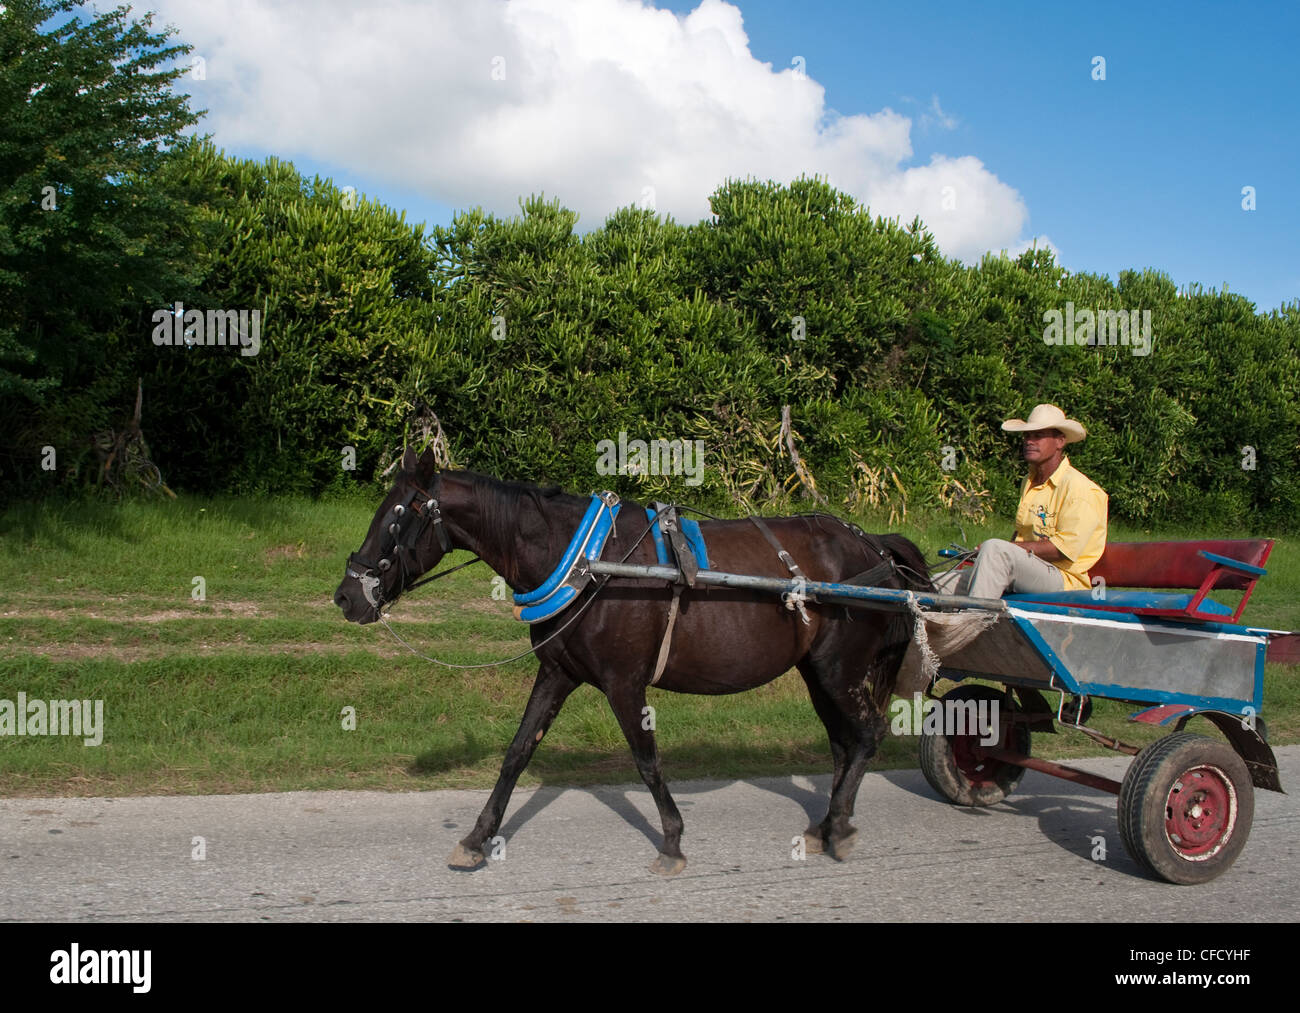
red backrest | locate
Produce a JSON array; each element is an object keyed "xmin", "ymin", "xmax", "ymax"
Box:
[{"xmin": 1090, "ymin": 539, "xmax": 1273, "ymax": 590}]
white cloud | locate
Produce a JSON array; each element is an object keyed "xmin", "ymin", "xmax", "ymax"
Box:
[
  {"xmin": 920, "ymin": 94, "xmax": 957, "ymax": 131},
  {"xmin": 155, "ymin": 0, "xmax": 1038, "ymax": 261},
  {"xmin": 863, "ymin": 154, "xmax": 1030, "ymax": 262},
  {"xmin": 1007, "ymin": 234, "xmax": 1061, "ymax": 263}
]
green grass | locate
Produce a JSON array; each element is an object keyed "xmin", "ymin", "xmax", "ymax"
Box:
[{"xmin": 0, "ymin": 494, "xmax": 1296, "ymax": 797}]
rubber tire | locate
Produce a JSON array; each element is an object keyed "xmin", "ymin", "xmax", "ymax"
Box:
[
  {"xmin": 1118, "ymin": 732, "xmax": 1254, "ymax": 886},
  {"xmin": 919, "ymin": 684, "xmax": 1028, "ymax": 806}
]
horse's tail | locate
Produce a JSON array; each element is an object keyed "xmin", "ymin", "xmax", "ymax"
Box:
[
  {"xmin": 865, "ymin": 533, "xmax": 934, "ymax": 711},
  {"xmin": 878, "ymin": 533, "xmax": 935, "ymax": 593}
]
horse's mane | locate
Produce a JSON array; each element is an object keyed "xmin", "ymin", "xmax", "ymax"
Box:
[
  {"xmin": 449, "ymin": 469, "xmax": 651, "ymax": 523},
  {"xmin": 447, "ymin": 470, "xmax": 588, "ymax": 586},
  {"xmin": 453, "ymin": 469, "xmax": 569, "ymax": 504}
]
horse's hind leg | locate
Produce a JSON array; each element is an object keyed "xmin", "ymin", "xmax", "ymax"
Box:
[
  {"xmin": 448, "ymin": 663, "xmax": 578, "ymax": 869},
  {"xmin": 822, "ymin": 709, "xmax": 887, "ymax": 861},
  {"xmin": 606, "ymin": 682, "xmax": 686, "ymax": 877},
  {"xmin": 800, "ymin": 654, "xmax": 892, "ymax": 862},
  {"xmin": 797, "ymin": 664, "xmax": 851, "ymax": 855}
]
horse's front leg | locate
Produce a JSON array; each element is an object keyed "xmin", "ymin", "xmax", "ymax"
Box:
[
  {"xmin": 448, "ymin": 663, "xmax": 578, "ymax": 869},
  {"xmin": 606, "ymin": 681, "xmax": 686, "ymax": 877}
]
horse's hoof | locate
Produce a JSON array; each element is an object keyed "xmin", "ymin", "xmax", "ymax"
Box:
[
  {"xmin": 649, "ymin": 852, "xmax": 687, "ymax": 877},
  {"xmin": 802, "ymin": 829, "xmax": 826, "ymax": 855},
  {"xmin": 447, "ymin": 842, "xmax": 485, "ymax": 870},
  {"xmin": 827, "ymin": 828, "xmax": 858, "ymax": 862}
]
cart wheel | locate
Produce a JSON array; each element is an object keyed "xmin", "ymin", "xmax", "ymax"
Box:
[
  {"xmin": 919, "ymin": 685, "xmax": 1028, "ymax": 806},
  {"xmin": 1118, "ymin": 733, "xmax": 1254, "ymax": 885}
]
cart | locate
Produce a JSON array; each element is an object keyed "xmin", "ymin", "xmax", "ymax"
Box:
[{"xmin": 587, "ymin": 537, "xmax": 1292, "ymax": 885}]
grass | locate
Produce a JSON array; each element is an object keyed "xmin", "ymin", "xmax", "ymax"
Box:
[{"xmin": 0, "ymin": 493, "xmax": 1296, "ymax": 797}]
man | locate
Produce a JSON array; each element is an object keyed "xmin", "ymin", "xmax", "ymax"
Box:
[{"xmin": 936, "ymin": 404, "xmax": 1108, "ymax": 599}]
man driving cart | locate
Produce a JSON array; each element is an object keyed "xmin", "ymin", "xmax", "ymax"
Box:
[{"xmin": 935, "ymin": 403, "xmax": 1108, "ymax": 599}]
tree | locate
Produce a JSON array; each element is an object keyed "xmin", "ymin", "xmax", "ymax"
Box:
[
  {"xmin": 0, "ymin": 0, "xmax": 201, "ymax": 489},
  {"xmin": 142, "ymin": 141, "xmax": 440, "ymax": 495}
]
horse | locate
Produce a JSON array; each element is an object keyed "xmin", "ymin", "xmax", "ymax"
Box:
[{"xmin": 334, "ymin": 447, "xmax": 934, "ymax": 876}]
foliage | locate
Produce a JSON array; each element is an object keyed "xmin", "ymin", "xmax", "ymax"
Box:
[
  {"xmin": 0, "ymin": 0, "xmax": 201, "ymax": 496},
  {"xmin": 140, "ymin": 140, "xmax": 437, "ymax": 495},
  {"xmin": 3, "ymin": 5, "xmax": 1295, "ymax": 532}
]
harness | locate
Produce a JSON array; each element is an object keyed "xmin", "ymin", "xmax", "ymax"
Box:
[
  {"xmin": 346, "ymin": 480, "xmax": 457, "ymax": 611},
  {"xmin": 376, "ymin": 491, "xmax": 652, "ymax": 671},
  {"xmin": 360, "ymin": 488, "xmax": 911, "ymax": 682},
  {"xmin": 645, "ymin": 503, "xmax": 706, "ymax": 685},
  {"xmin": 749, "ymin": 515, "xmax": 813, "ymax": 625},
  {"xmin": 512, "ymin": 492, "xmax": 622, "ymax": 623}
]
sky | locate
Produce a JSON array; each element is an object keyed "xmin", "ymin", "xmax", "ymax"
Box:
[{"xmin": 137, "ymin": 0, "xmax": 1298, "ymax": 312}]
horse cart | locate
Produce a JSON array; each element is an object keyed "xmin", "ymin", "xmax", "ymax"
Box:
[
  {"xmin": 338, "ymin": 463, "xmax": 1290, "ymax": 884},
  {"xmin": 587, "ymin": 536, "xmax": 1291, "ymax": 885}
]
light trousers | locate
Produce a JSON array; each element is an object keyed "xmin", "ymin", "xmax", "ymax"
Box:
[{"xmin": 933, "ymin": 538, "xmax": 1067, "ymax": 599}]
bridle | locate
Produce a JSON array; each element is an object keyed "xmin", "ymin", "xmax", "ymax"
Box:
[{"xmin": 345, "ymin": 478, "xmax": 458, "ymax": 612}]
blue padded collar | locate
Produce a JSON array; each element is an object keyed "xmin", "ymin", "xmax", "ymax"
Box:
[{"xmin": 512, "ymin": 492, "xmax": 621, "ymax": 622}]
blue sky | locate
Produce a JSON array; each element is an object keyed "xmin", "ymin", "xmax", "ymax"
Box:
[
  {"xmin": 150, "ymin": 0, "xmax": 1297, "ymax": 312},
  {"xmin": 730, "ymin": 0, "xmax": 1298, "ymax": 311}
]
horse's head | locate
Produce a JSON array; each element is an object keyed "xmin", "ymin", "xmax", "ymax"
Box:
[{"xmin": 334, "ymin": 447, "xmax": 451, "ymax": 624}]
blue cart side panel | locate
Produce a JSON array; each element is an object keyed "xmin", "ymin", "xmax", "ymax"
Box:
[{"xmin": 933, "ymin": 600, "xmax": 1265, "ymax": 716}]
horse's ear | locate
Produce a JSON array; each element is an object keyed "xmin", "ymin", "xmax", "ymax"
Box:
[
  {"xmin": 401, "ymin": 446, "xmax": 419, "ymax": 475},
  {"xmin": 419, "ymin": 446, "xmax": 439, "ymax": 473}
]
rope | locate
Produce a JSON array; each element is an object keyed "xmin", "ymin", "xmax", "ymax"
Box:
[
  {"xmin": 904, "ymin": 593, "xmax": 942, "ymax": 682},
  {"xmin": 379, "ymin": 575, "xmax": 612, "ymax": 669},
  {"xmin": 403, "ymin": 555, "xmax": 483, "ymax": 592}
]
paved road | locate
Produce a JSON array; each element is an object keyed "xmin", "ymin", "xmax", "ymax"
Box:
[{"xmin": 3, "ymin": 747, "xmax": 1297, "ymax": 922}]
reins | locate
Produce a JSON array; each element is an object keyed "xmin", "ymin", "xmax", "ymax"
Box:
[
  {"xmin": 402, "ymin": 554, "xmax": 483, "ymax": 592},
  {"xmin": 377, "ymin": 507, "xmax": 670, "ymax": 669},
  {"xmin": 372, "ymin": 494, "xmax": 928, "ymax": 668}
]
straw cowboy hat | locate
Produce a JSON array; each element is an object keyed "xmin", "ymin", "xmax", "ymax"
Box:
[{"xmin": 1001, "ymin": 403, "xmax": 1087, "ymax": 444}]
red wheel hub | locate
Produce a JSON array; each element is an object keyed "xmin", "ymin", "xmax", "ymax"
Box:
[
  {"xmin": 952, "ymin": 734, "xmax": 999, "ymax": 786},
  {"xmin": 1165, "ymin": 765, "xmax": 1237, "ymax": 859}
]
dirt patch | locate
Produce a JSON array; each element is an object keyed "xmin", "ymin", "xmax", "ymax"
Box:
[
  {"xmin": 136, "ymin": 609, "xmax": 194, "ymax": 623},
  {"xmin": 455, "ymin": 596, "xmax": 514, "ymax": 616},
  {"xmin": 17, "ymin": 636, "xmax": 529, "ymax": 663},
  {"xmin": 1, "ymin": 597, "xmax": 265, "ymax": 621},
  {"xmin": 265, "ymin": 543, "xmax": 307, "ymax": 562}
]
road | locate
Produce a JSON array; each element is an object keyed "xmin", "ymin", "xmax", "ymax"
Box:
[{"xmin": 2, "ymin": 747, "xmax": 1297, "ymax": 922}]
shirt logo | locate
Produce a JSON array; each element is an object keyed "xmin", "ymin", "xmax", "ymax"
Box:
[{"xmin": 1031, "ymin": 505, "xmax": 1055, "ymax": 537}]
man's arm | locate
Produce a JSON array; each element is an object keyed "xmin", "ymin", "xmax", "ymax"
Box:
[
  {"xmin": 1043, "ymin": 490, "xmax": 1105, "ymax": 567},
  {"xmin": 1020, "ymin": 536, "xmax": 1064, "ymax": 562}
]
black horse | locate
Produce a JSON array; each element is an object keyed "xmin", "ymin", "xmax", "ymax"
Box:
[{"xmin": 335, "ymin": 448, "xmax": 933, "ymax": 875}]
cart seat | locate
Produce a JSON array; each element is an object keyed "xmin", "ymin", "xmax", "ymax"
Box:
[{"xmin": 1005, "ymin": 538, "xmax": 1273, "ymax": 624}]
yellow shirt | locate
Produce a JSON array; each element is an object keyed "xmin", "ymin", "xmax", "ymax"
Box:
[{"xmin": 1013, "ymin": 456, "xmax": 1108, "ymax": 590}]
